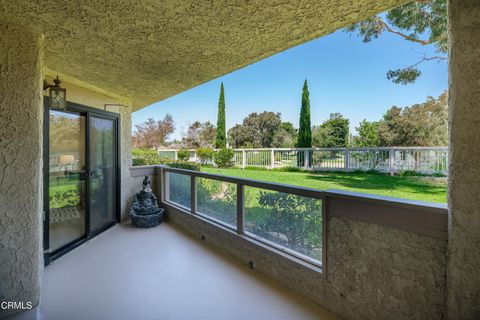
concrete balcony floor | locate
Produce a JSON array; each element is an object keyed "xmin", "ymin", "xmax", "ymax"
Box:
[{"xmin": 10, "ymin": 222, "xmax": 336, "ymax": 320}]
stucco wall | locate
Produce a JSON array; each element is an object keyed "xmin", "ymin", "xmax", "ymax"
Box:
[
  {"xmin": 0, "ymin": 23, "xmax": 44, "ymax": 318},
  {"xmin": 447, "ymin": 1, "xmax": 480, "ymax": 318},
  {"xmin": 0, "ymin": 41, "xmax": 132, "ymax": 317},
  {"xmin": 326, "ymin": 217, "xmax": 446, "ymax": 319},
  {"xmin": 120, "ymin": 105, "xmax": 133, "ymax": 221},
  {"xmin": 164, "ymin": 202, "xmax": 447, "ymax": 320}
]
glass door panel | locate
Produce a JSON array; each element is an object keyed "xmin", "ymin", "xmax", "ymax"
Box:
[
  {"xmin": 48, "ymin": 110, "xmax": 86, "ymax": 252},
  {"xmin": 89, "ymin": 116, "xmax": 117, "ymax": 234}
]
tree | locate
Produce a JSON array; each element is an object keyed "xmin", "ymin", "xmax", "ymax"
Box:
[
  {"xmin": 228, "ymin": 124, "xmax": 253, "ymax": 148},
  {"xmin": 378, "ymin": 91, "xmax": 448, "ymax": 146},
  {"xmin": 215, "ymin": 82, "xmax": 227, "ymax": 148},
  {"xmin": 132, "ymin": 115, "xmax": 175, "ymax": 150},
  {"xmin": 227, "ymin": 112, "xmax": 282, "ymax": 148},
  {"xmin": 345, "ymin": 0, "xmax": 447, "ymax": 84},
  {"xmin": 49, "ymin": 113, "xmax": 83, "ymax": 154},
  {"xmin": 182, "ymin": 121, "xmax": 216, "ymax": 148},
  {"xmin": 354, "ymin": 120, "xmax": 380, "ymax": 147},
  {"xmin": 297, "ymin": 79, "xmax": 312, "ymax": 148},
  {"xmin": 312, "ymin": 113, "xmax": 350, "ymax": 148},
  {"xmin": 272, "ymin": 122, "xmax": 298, "ymax": 148}
]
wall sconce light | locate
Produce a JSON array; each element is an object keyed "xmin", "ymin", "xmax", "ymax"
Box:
[
  {"xmin": 58, "ymin": 154, "xmax": 75, "ymax": 173},
  {"xmin": 44, "ymin": 76, "xmax": 67, "ymax": 110}
]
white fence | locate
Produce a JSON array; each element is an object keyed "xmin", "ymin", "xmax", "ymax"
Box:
[{"xmin": 158, "ymin": 147, "xmax": 448, "ymax": 175}]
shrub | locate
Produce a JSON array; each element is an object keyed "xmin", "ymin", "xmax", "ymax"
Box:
[
  {"xmin": 254, "ymin": 191, "xmax": 322, "ymax": 260},
  {"xmin": 177, "ymin": 149, "xmax": 191, "ymax": 161},
  {"xmin": 50, "ymin": 189, "xmax": 80, "ymax": 209},
  {"xmin": 196, "ymin": 147, "xmax": 214, "ymax": 164},
  {"xmin": 132, "ymin": 153, "xmax": 163, "ymax": 166},
  {"xmin": 273, "ymin": 167, "xmax": 303, "ymax": 173},
  {"xmin": 348, "ymin": 169, "xmax": 382, "ymax": 175},
  {"xmin": 214, "ymin": 148, "xmax": 235, "ymax": 168},
  {"xmin": 245, "ymin": 166, "xmax": 269, "ymax": 171},
  {"xmin": 166, "ymin": 161, "xmax": 201, "ymax": 171},
  {"xmin": 132, "ymin": 148, "xmax": 166, "ymax": 166},
  {"xmin": 196, "ymin": 179, "xmax": 237, "ymax": 225},
  {"xmin": 132, "ymin": 158, "xmax": 147, "ymax": 166},
  {"xmin": 397, "ymin": 170, "xmax": 445, "ymax": 177},
  {"xmin": 132, "ymin": 148, "xmax": 158, "ymax": 157}
]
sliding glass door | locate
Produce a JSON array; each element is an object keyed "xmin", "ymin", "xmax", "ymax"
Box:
[
  {"xmin": 44, "ymin": 101, "xmax": 119, "ymax": 263},
  {"xmin": 89, "ymin": 116, "xmax": 117, "ymax": 235},
  {"xmin": 48, "ymin": 110, "xmax": 87, "ymax": 252}
]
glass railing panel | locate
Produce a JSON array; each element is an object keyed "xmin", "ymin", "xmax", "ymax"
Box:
[
  {"xmin": 197, "ymin": 178, "xmax": 237, "ymax": 228},
  {"xmin": 167, "ymin": 172, "xmax": 191, "ymax": 209},
  {"xmin": 244, "ymin": 187, "xmax": 323, "ymax": 262}
]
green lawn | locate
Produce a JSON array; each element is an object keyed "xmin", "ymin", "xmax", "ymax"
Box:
[{"xmin": 203, "ymin": 167, "xmax": 447, "ymax": 203}]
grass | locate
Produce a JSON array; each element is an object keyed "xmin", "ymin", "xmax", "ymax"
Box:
[{"xmin": 203, "ymin": 167, "xmax": 447, "ymax": 203}]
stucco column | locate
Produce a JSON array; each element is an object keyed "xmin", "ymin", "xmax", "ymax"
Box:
[
  {"xmin": 120, "ymin": 103, "xmax": 133, "ymax": 221},
  {"xmin": 0, "ymin": 22, "xmax": 44, "ymax": 318},
  {"xmin": 447, "ymin": 1, "xmax": 480, "ymax": 319}
]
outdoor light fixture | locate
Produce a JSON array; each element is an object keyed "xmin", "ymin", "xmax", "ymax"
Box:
[
  {"xmin": 44, "ymin": 76, "xmax": 67, "ymax": 110},
  {"xmin": 58, "ymin": 154, "xmax": 75, "ymax": 172}
]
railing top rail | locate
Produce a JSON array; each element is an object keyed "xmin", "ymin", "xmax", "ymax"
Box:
[
  {"xmin": 160, "ymin": 166, "xmax": 325, "ymax": 199},
  {"xmin": 324, "ymin": 189, "xmax": 447, "ymax": 213},
  {"xmin": 157, "ymin": 165, "xmax": 448, "ymax": 212},
  {"xmin": 157, "ymin": 146, "xmax": 448, "ymax": 152}
]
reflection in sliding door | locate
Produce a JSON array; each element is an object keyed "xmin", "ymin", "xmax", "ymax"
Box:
[
  {"xmin": 48, "ymin": 110, "xmax": 86, "ymax": 252},
  {"xmin": 89, "ymin": 116, "xmax": 117, "ymax": 234}
]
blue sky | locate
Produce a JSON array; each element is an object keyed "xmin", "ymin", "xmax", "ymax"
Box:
[{"xmin": 133, "ymin": 27, "xmax": 447, "ymax": 140}]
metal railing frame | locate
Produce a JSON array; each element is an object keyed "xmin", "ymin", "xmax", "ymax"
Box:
[{"xmin": 137, "ymin": 165, "xmax": 449, "ymax": 272}]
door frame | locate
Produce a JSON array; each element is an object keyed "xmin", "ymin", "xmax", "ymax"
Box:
[{"xmin": 43, "ymin": 98, "xmax": 121, "ymax": 265}]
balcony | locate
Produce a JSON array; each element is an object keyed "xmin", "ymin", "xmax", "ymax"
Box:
[
  {"xmin": 7, "ymin": 222, "xmax": 336, "ymax": 320},
  {"xmin": 1, "ymin": 1, "xmax": 479, "ymax": 318},
  {"xmin": 125, "ymin": 165, "xmax": 448, "ymax": 320}
]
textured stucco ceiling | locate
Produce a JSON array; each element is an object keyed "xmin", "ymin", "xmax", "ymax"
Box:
[{"xmin": 0, "ymin": 0, "xmax": 407, "ymax": 111}]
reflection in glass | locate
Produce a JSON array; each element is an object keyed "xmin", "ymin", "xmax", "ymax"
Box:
[
  {"xmin": 49, "ymin": 110, "xmax": 86, "ymax": 251},
  {"xmin": 89, "ymin": 117, "xmax": 116, "ymax": 234}
]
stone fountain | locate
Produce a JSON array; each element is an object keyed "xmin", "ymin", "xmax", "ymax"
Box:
[{"xmin": 129, "ymin": 176, "xmax": 165, "ymax": 228}]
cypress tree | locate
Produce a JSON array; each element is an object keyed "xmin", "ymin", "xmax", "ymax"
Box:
[
  {"xmin": 215, "ymin": 82, "xmax": 227, "ymax": 148},
  {"xmin": 297, "ymin": 79, "xmax": 312, "ymax": 148}
]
